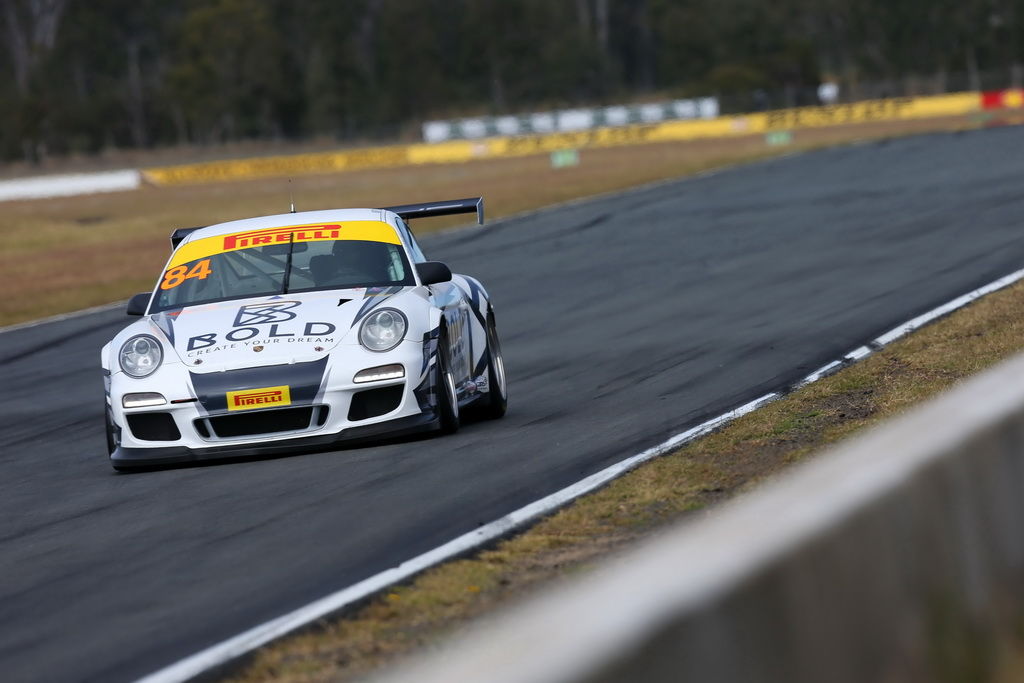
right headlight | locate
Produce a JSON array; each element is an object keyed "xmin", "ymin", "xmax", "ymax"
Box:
[
  {"xmin": 359, "ymin": 308, "xmax": 407, "ymax": 352},
  {"xmin": 119, "ymin": 334, "xmax": 164, "ymax": 378}
]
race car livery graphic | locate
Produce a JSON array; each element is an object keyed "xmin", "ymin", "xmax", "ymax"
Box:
[{"xmin": 100, "ymin": 198, "xmax": 506, "ymax": 470}]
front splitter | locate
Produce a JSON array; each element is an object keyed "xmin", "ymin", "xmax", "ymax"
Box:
[{"xmin": 109, "ymin": 413, "xmax": 437, "ymax": 470}]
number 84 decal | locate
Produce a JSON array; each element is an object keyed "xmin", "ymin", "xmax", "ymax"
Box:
[{"xmin": 161, "ymin": 259, "xmax": 212, "ymax": 290}]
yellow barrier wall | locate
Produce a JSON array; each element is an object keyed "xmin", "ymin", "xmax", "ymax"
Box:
[{"xmin": 143, "ymin": 92, "xmax": 981, "ymax": 186}]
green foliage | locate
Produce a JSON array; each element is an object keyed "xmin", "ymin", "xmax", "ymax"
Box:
[
  {"xmin": 169, "ymin": 0, "xmax": 286, "ymax": 141},
  {"xmin": 0, "ymin": 0, "xmax": 1020, "ymax": 161}
]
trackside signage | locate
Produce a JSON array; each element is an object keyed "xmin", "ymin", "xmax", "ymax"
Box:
[
  {"xmin": 422, "ymin": 97, "xmax": 721, "ymax": 142},
  {"xmin": 981, "ymin": 88, "xmax": 1024, "ymax": 109},
  {"xmin": 142, "ymin": 92, "xmax": 982, "ymax": 186}
]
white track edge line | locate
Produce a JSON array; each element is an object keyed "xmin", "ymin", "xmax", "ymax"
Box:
[
  {"xmin": 0, "ymin": 300, "xmax": 126, "ymax": 336},
  {"xmin": 136, "ymin": 263, "xmax": 1024, "ymax": 683}
]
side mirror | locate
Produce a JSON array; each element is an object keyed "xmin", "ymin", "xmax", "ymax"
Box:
[
  {"xmin": 126, "ymin": 293, "xmax": 151, "ymax": 316},
  {"xmin": 416, "ymin": 261, "xmax": 452, "ymax": 286}
]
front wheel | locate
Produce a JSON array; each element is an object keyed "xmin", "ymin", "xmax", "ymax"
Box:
[
  {"xmin": 479, "ymin": 311, "xmax": 507, "ymax": 419},
  {"xmin": 435, "ymin": 328, "xmax": 460, "ymax": 434},
  {"xmin": 105, "ymin": 407, "xmax": 119, "ymax": 456}
]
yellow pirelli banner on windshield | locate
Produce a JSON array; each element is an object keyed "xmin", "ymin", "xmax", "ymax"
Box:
[
  {"xmin": 142, "ymin": 93, "xmax": 981, "ymax": 186},
  {"xmin": 167, "ymin": 220, "xmax": 401, "ymax": 268}
]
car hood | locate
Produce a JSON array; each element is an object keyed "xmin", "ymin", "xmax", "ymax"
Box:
[{"xmin": 150, "ymin": 287, "xmax": 414, "ymax": 372}]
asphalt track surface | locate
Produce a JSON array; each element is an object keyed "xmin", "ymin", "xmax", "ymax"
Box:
[{"xmin": 4, "ymin": 126, "xmax": 1024, "ymax": 682}]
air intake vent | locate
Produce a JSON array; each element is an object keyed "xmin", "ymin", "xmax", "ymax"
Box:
[
  {"xmin": 201, "ymin": 407, "xmax": 320, "ymax": 438},
  {"xmin": 348, "ymin": 385, "xmax": 404, "ymax": 421},
  {"xmin": 127, "ymin": 413, "xmax": 181, "ymax": 441}
]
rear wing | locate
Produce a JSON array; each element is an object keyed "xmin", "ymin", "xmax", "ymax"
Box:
[
  {"xmin": 380, "ymin": 196, "xmax": 484, "ymax": 225},
  {"xmin": 168, "ymin": 196, "xmax": 484, "ymax": 249},
  {"xmin": 170, "ymin": 226, "xmax": 204, "ymax": 249}
]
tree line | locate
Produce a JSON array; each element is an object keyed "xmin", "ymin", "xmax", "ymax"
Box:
[{"xmin": 1, "ymin": 0, "xmax": 1020, "ymax": 162}]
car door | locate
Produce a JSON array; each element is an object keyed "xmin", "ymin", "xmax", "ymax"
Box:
[{"xmin": 395, "ymin": 218, "xmax": 474, "ymax": 393}]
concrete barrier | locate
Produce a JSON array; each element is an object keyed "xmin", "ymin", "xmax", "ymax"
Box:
[
  {"xmin": 375, "ymin": 351, "xmax": 1024, "ymax": 683},
  {"xmin": 0, "ymin": 169, "xmax": 140, "ymax": 201}
]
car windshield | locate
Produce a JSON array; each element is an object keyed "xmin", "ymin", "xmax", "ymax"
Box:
[{"xmin": 151, "ymin": 238, "xmax": 415, "ymax": 312}]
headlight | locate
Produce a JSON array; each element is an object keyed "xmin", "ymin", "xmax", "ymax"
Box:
[
  {"xmin": 359, "ymin": 309, "xmax": 407, "ymax": 352},
  {"xmin": 122, "ymin": 392, "xmax": 167, "ymax": 408},
  {"xmin": 353, "ymin": 364, "xmax": 405, "ymax": 383},
  {"xmin": 119, "ymin": 334, "xmax": 164, "ymax": 378}
]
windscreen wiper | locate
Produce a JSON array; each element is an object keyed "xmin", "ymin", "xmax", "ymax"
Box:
[{"xmin": 281, "ymin": 232, "xmax": 295, "ymax": 294}]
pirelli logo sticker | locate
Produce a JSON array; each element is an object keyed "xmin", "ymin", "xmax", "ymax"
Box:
[
  {"xmin": 222, "ymin": 225, "xmax": 342, "ymax": 250},
  {"xmin": 167, "ymin": 220, "xmax": 402, "ymax": 269},
  {"xmin": 226, "ymin": 385, "xmax": 291, "ymax": 411}
]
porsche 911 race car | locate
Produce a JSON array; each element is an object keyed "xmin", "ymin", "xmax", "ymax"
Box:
[{"xmin": 101, "ymin": 197, "xmax": 506, "ymax": 471}]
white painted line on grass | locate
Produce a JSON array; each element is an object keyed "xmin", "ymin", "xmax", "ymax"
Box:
[
  {"xmin": 796, "ymin": 360, "xmax": 843, "ymax": 387},
  {"xmin": 136, "ymin": 263, "xmax": 1024, "ymax": 683},
  {"xmin": 0, "ymin": 169, "xmax": 141, "ymax": 201},
  {"xmin": 871, "ymin": 268, "xmax": 1024, "ymax": 346},
  {"xmin": 845, "ymin": 345, "xmax": 874, "ymax": 361}
]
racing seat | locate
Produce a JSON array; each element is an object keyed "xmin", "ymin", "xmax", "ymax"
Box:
[
  {"xmin": 309, "ymin": 255, "xmax": 337, "ymax": 286},
  {"xmin": 310, "ymin": 241, "xmax": 392, "ymax": 287}
]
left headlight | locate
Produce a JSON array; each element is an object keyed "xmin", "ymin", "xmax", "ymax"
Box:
[
  {"xmin": 359, "ymin": 308, "xmax": 407, "ymax": 352},
  {"xmin": 119, "ymin": 334, "xmax": 164, "ymax": 378}
]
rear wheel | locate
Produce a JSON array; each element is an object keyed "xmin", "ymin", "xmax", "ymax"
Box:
[
  {"xmin": 479, "ymin": 311, "xmax": 507, "ymax": 419},
  {"xmin": 435, "ymin": 328, "xmax": 460, "ymax": 434}
]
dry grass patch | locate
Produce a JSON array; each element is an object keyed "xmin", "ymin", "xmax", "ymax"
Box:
[
  {"xmin": 0, "ymin": 114, "xmax": 976, "ymax": 327},
  {"xmin": 229, "ymin": 255, "xmax": 1024, "ymax": 683}
]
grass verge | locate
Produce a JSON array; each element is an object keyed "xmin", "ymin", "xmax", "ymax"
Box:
[
  {"xmin": 0, "ymin": 114, "xmax": 978, "ymax": 327},
  {"xmin": 228, "ymin": 250, "xmax": 1024, "ymax": 681}
]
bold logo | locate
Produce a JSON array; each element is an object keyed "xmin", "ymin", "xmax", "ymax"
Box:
[
  {"xmin": 226, "ymin": 385, "xmax": 291, "ymax": 411},
  {"xmin": 185, "ymin": 321, "xmax": 337, "ymax": 352},
  {"xmin": 233, "ymin": 301, "xmax": 300, "ymax": 327},
  {"xmin": 222, "ymin": 225, "xmax": 342, "ymax": 250},
  {"xmin": 188, "ymin": 333, "xmax": 217, "ymax": 351}
]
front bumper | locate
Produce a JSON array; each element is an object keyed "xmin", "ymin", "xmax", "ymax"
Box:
[
  {"xmin": 108, "ymin": 341, "xmax": 440, "ymax": 469},
  {"xmin": 110, "ymin": 412, "xmax": 436, "ymax": 469}
]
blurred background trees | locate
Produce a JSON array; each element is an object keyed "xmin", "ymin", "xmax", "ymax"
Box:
[{"xmin": 0, "ymin": 0, "xmax": 1020, "ymax": 161}]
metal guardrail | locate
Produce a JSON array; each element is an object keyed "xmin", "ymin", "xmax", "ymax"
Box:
[
  {"xmin": 374, "ymin": 350, "xmax": 1024, "ymax": 683},
  {"xmin": 422, "ymin": 97, "xmax": 720, "ymax": 143}
]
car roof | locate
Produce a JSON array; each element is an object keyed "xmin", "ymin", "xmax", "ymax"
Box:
[{"xmin": 180, "ymin": 208, "xmax": 398, "ymax": 245}]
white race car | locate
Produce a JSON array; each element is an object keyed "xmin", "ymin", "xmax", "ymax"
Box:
[{"xmin": 101, "ymin": 197, "xmax": 506, "ymax": 471}]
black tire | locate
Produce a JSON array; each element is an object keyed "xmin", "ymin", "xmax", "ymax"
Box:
[
  {"xmin": 435, "ymin": 328, "xmax": 460, "ymax": 434},
  {"xmin": 479, "ymin": 311, "xmax": 507, "ymax": 419}
]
